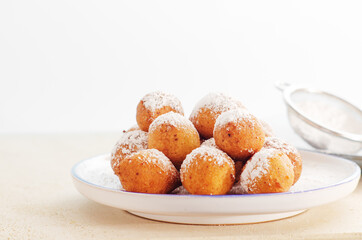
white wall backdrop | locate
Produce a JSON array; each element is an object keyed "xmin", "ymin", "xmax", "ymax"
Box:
[{"xmin": 1, "ymin": 1, "xmax": 362, "ymax": 138}]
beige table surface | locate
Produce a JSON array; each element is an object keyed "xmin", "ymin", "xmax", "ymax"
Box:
[{"xmin": 1, "ymin": 133, "xmax": 361, "ymax": 240}]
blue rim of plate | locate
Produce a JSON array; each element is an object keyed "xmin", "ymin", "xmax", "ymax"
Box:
[{"xmin": 71, "ymin": 150, "xmax": 361, "ymax": 198}]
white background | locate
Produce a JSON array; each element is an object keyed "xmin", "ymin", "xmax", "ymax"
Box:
[{"xmin": 1, "ymin": 1, "xmax": 361, "ymax": 145}]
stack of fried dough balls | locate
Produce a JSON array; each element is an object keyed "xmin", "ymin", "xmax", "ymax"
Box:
[
  {"xmin": 110, "ymin": 91, "xmax": 302, "ymax": 195},
  {"xmin": 190, "ymin": 92, "xmax": 246, "ymax": 139}
]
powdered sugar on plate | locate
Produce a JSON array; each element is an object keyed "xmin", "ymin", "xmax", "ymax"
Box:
[
  {"xmin": 77, "ymin": 156, "xmax": 123, "ymax": 190},
  {"xmin": 190, "ymin": 92, "xmax": 245, "ymax": 119},
  {"xmin": 149, "ymin": 112, "xmax": 197, "ymax": 132},
  {"xmin": 141, "ymin": 91, "xmax": 184, "ymax": 114}
]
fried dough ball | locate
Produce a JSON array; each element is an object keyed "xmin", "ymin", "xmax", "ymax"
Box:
[
  {"xmin": 148, "ymin": 112, "xmax": 201, "ymax": 169},
  {"xmin": 259, "ymin": 119, "xmax": 275, "ymax": 137},
  {"xmin": 136, "ymin": 91, "xmax": 184, "ymax": 132},
  {"xmin": 213, "ymin": 109, "xmax": 265, "ymax": 161},
  {"xmin": 180, "ymin": 146, "xmax": 235, "ymax": 195},
  {"xmin": 110, "ymin": 130, "xmax": 148, "ymax": 175},
  {"xmin": 117, "ymin": 149, "xmax": 180, "ymax": 194},
  {"xmin": 240, "ymin": 148, "xmax": 294, "ymax": 194},
  {"xmin": 263, "ymin": 137, "xmax": 302, "ymax": 184},
  {"xmin": 190, "ymin": 93, "xmax": 245, "ymax": 139}
]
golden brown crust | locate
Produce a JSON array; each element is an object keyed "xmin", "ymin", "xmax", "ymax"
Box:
[
  {"xmin": 148, "ymin": 113, "xmax": 200, "ymax": 169},
  {"xmin": 117, "ymin": 149, "xmax": 180, "ymax": 194},
  {"xmin": 180, "ymin": 147, "xmax": 235, "ymax": 195},
  {"xmin": 190, "ymin": 108, "xmax": 219, "ymax": 139},
  {"xmin": 214, "ymin": 114, "xmax": 265, "ymax": 161}
]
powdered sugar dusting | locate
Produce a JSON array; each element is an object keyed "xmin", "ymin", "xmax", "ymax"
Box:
[
  {"xmin": 149, "ymin": 112, "xmax": 197, "ymax": 133},
  {"xmin": 141, "ymin": 91, "xmax": 184, "ymax": 114},
  {"xmin": 190, "ymin": 92, "xmax": 245, "ymax": 119},
  {"xmin": 214, "ymin": 109, "xmax": 258, "ymax": 130},
  {"xmin": 263, "ymin": 137, "xmax": 298, "ymax": 156},
  {"xmin": 128, "ymin": 149, "xmax": 177, "ymax": 176},
  {"xmin": 239, "ymin": 148, "xmax": 276, "ymax": 191},
  {"xmin": 200, "ymin": 138, "xmax": 219, "ymax": 149},
  {"xmin": 180, "ymin": 146, "xmax": 234, "ymax": 181},
  {"xmin": 111, "ymin": 130, "xmax": 148, "ymax": 169}
]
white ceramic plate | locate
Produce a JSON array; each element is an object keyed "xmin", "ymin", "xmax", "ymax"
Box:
[{"xmin": 71, "ymin": 150, "xmax": 360, "ymax": 225}]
